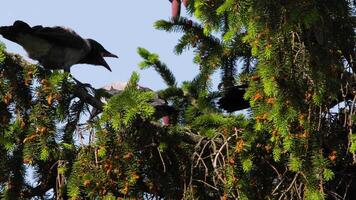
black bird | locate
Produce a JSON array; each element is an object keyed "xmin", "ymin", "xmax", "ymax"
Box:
[
  {"xmin": 0, "ymin": 20, "xmax": 118, "ymax": 72},
  {"xmin": 218, "ymin": 85, "xmax": 250, "ymax": 112}
]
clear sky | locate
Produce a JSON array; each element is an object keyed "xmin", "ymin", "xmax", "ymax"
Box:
[{"xmin": 0, "ymin": 0, "xmax": 201, "ymax": 90}]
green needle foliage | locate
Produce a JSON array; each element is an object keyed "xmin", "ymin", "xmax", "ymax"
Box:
[
  {"xmin": 1, "ymin": 1, "xmax": 355, "ymax": 199},
  {"xmin": 138, "ymin": 48, "xmax": 177, "ymax": 88}
]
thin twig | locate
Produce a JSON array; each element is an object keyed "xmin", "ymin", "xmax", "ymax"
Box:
[
  {"xmin": 157, "ymin": 147, "xmax": 166, "ymax": 173},
  {"xmin": 272, "ymin": 178, "xmax": 285, "ymax": 195},
  {"xmin": 265, "ymin": 158, "xmax": 282, "ymax": 179},
  {"xmin": 193, "ymin": 179, "xmax": 219, "ymax": 191},
  {"xmin": 278, "ymin": 173, "xmax": 299, "ymax": 200}
]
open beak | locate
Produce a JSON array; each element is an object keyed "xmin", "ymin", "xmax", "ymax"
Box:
[
  {"xmin": 101, "ymin": 51, "xmax": 118, "ymax": 58},
  {"xmin": 98, "ymin": 56, "xmax": 112, "ymax": 72}
]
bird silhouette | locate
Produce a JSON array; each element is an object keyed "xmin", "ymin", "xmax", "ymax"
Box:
[
  {"xmin": 218, "ymin": 85, "xmax": 250, "ymax": 112},
  {"xmin": 0, "ymin": 20, "xmax": 118, "ymax": 72},
  {"xmin": 102, "ymin": 81, "xmax": 176, "ymax": 121}
]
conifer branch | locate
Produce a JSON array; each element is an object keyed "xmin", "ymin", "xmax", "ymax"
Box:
[
  {"xmin": 155, "ymin": 17, "xmax": 222, "ymax": 55},
  {"xmin": 137, "ymin": 47, "xmax": 177, "ymax": 87}
]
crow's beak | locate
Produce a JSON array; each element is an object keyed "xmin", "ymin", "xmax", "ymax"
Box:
[
  {"xmin": 101, "ymin": 50, "xmax": 118, "ymax": 58},
  {"xmin": 98, "ymin": 56, "xmax": 112, "ymax": 72}
]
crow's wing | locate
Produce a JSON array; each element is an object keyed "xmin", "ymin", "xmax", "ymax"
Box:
[{"xmin": 32, "ymin": 26, "xmax": 88, "ymax": 49}]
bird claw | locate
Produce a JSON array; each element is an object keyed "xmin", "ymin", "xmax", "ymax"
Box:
[{"xmin": 71, "ymin": 77, "xmax": 93, "ymax": 90}]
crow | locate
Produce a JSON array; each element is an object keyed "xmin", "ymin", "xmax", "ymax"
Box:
[
  {"xmin": 101, "ymin": 82, "xmax": 176, "ymax": 125},
  {"xmin": 0, "ymin": 20, "xmax": 117, "ymax": 72},
  {"xmin": 218, "ymin": 85, "xmax": 250, "ymax": 112}
]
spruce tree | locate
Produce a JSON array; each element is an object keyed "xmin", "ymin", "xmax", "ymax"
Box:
[{"xmin": 0, "ymin": 0, "xmax": 355, "ymax": 199}]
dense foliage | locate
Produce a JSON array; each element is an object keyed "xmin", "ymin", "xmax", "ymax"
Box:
[{"xmin": 1, "ymin": 0, "xmax": 355, "ymax": 199}]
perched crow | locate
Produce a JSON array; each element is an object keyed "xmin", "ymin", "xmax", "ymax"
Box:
[
  {"xmin": 0, "ymin": 20, "xmax": 117, "ymax": 72},
  {"xmin": 218, "ymin": 85, "xmax": 250, "ymax": 112},
  {"xmin": 101, "ymin": 82, "xmax": 175, "ymax": 125}
]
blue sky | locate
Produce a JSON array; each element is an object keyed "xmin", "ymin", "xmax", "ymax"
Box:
[{"xmin": 0, "ymin": 0, "xmax": 201, "ymax": 90}]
